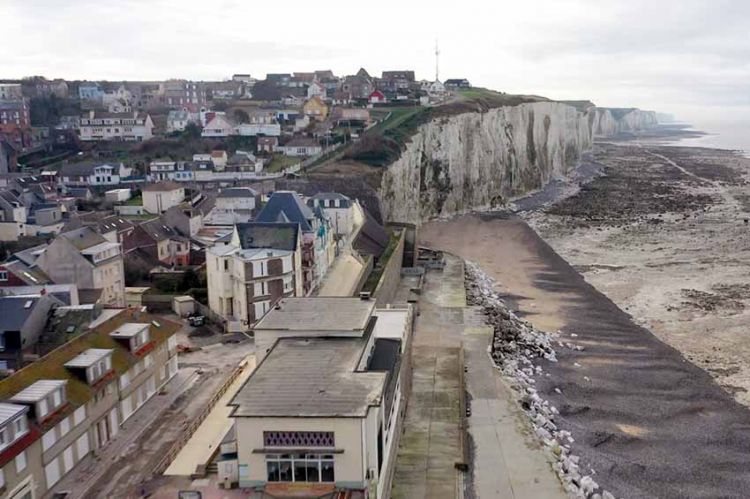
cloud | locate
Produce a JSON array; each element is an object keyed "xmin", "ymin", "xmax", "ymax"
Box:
[{"xmin": 2, "ymin": 0, "xmax": 749, "ymax": 120}]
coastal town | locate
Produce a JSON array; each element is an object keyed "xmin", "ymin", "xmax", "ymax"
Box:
[{"xmin": 0, "ymin": 70, "xmax": 482, "ymax": 499}]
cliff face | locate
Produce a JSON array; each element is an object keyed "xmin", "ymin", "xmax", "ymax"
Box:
[
  {"xmin": 379, "ymin": 103, "xmax": 656, "ymax": 224},
  {"xmin": 591, "ymin": 108, "xmax": 658, "ymax": 137}
]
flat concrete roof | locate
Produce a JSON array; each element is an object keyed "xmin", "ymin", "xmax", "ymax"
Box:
[
  {"xmin": 254, "ymin": 297, "xmax": 375, "ymax": 332},
  {"xmin": 229, "ymin": 337, "xmax": 386, "ymax": 418}
]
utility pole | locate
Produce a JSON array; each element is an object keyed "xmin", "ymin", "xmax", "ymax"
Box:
[{"xmin": 435, "ymin": 39, "xmax": 440, "ymax": 82}]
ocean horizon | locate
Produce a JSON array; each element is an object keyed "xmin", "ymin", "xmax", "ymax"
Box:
[{"xmin": 671, "ymin": 120, "xmax": 750, "ymax": 157}]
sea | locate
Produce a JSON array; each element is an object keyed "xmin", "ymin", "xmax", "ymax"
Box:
[{"xmin": 671, "ymin": 120, "xmax": 750, "ymax": 157}]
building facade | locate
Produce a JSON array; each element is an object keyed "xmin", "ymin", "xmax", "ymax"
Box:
[
  {"xmin": 207, "ymin": 223, "xmax": 303, "ymax": 331},
  {"xmin": 0, "ymin": 311, "xmax": 180, "ymax": 499},
  {"xmin": 78, "ymin": 111, "xmax": 154, "ymax": 142}
]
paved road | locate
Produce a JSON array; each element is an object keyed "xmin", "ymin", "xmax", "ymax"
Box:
[{"xmin": 422, "ymin": 215, "xmax": 750, "ymax": 499}]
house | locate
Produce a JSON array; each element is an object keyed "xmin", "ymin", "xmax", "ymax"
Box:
[
  {"xmin": 78, "ymin": 111, "xmax": 154, "ymax": 142},
  {"xmin": 307, "ymin": 81, "xmax": 327, "ymax": 100},
  {"xmin": 30, "ymin": 227, "xmax": 126, "ymax": 307},
  {"xmin": 0, "ymin": 189, "xmax": 27, "ymax": 241},
  {"xmin": 0, "ymin": 99, "xmax": 32, "ymax": 149},
  {"xmin": 330, "ymin": 90, "xmax": 352, "ymax": 106},
  {"xmin": 78, "ymin": 82, "xmax": 104, "ymax": 101},
  {"xmin": 444, "ymin": 78, "xmax": 471, "ymax": 90},
  {"xmin": 0, "ymin": 294, "xmax": 62, "ymax": 371},
  {"xmin": 255, "ymin": 191, "xmax": 335, "ymax": 294},
  {"xmin": 211, "ymin": 150, "xmax": 228, "ymax": 169},
  {"xmin": 141, "ymin": 181, "xmax": 185, "ymax": 215},
  {"xmin": 278, "ymin": 137, "xmax": 322, "ymax": 157},
  {"xmin": 0, "ymin": 310, "xmax": 180, "ymax": 499},
  {"xmin": 227, "ymin": 297, "xmax": 412, "ymax": 498},
  {"xmin": 235, "ymin": 121, "xmax": 281, "ymax": 137},
  {"xmin": 427, "ymin": 80, "xmax": 446, "ymax": 96},
  {"xmin": 123, "ymin": 218, "xmax": 190, "ymax": 267},
  {"xmin": 201, "ymin": 114, "xmax": 236, "ymax": 138},
  {"xmin": 331, "ymin": 108, "xmax": 371, "ymax": 125},
  {"xmin": 307, "ymin": 192, "xmax": 357, "ymax": 237},
  {"xmin": 215, "ymin": 187, "xmax": 259, "ymax": 213},
  {"xmin": 206, "ymin": 187, "xmax": 259, "ymax": 225},
  {"xmin": 342, "ymin": 72, "xmax": 374, "ymax": 100},
  {"xmin": 381, "ymin": 70, "xmax": 416, "ymax": 91},
  {"xmin": 257, "ymin": 136, "xmax": 278, "ymax": 153},
  {"xmin": 161, "ymin": 80, "xmax": 207, "ymax": 109},
  {"xmin": 302, "ymin": 97, "xmax": 329, "ymax": 122},
  {"xmin": 0, "ymin": 260, "xmax": 51, "ymax": 288},
  {"xmin": 166, "ymin": 109, "xmax": 195, "ymax": 133},
  {"xmin": 293, "ymin": 114, "xmax": 311, "ymax": 132},
  {"xmin": 0, "ymin": 84, "xmax": 23, "ymax": 100},
  {"xmin": 206, "ymin": 222, "xmax": 303, "ymax": 331},
  {"xmin": 59, "ymin": 162, "xmax": 128, "ymax": 187},
  {"xmin": 368, "ymin": 90, "xmax": 387, "ymax": 105}
]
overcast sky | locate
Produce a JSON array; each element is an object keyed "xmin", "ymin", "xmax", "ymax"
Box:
[{"xmin": 3, "ymin": 0, "xmax": 748, "ymax": 122}]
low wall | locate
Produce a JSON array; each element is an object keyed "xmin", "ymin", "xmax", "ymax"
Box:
[{"xmin": 374, "ymin": 230, "xmax": 406, "ymax": 307}]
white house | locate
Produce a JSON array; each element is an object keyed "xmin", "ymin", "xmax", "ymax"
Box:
[
  {"xmin": 307, "ymin": 81, "xmax": 327, "ymax": 100},
  {"xmin": 59, "ymin": 162, "xmax": 131, "ymax": 187},
  {"xmin": 78, "ymin": 111, "xmax": 154, "ymax": 142},
  {"xmin": 278, "ymin": 138, "xmax": 322, "ymax": 157},
  {"xmin": 201, "ymin": 114, "xmax": 236, "ymax": 138},
  {"xmin": 236, "ymin": 122, "xmax": 281, "ymax": 137},
  {"xmin": 166, "ymin": 109, "xmax": 197, "ymax": 133},
  {"xmin": 141, "ymin": 181, "xmax": 186, "ymax": 214}
]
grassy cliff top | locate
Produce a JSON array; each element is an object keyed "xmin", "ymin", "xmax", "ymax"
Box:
[{"xmin": 343, "ymin": 89, "xmax": 548, "ymax": 167}]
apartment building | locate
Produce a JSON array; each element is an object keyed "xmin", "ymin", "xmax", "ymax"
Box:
[
  {"xmin": 30, "ymin": 227, "xmax": 126, "ymax": 307},
  {"xmin": 0, "ymin": 310, "xmax": 180, "ymax": 499},
  {"xmin": 255, "ymin": 192, "xmax": 335, "ymax": 294},
  {"xmin": 162, "ymin": 80, "xmax": 206, "ymax": 110},
  {"xmin": 78, "ymin": 110, "xmax": 154, "ymax": 142},
  {"xmin": 207, "ymin": 223, "xmax": 303, "ymax": 331},
  {"xmin": 227, "ymin": 297, "xmax": 412, "ymax": 498}
]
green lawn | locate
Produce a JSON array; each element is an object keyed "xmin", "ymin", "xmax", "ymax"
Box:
[
  {"xmin": 370, "ymin": 107, "xmax": 426, "ymax": 135},
  {"xmin": 125, "ymin": 195, "xmax": 143, "ymax": 206},
  {"xmin": 266, "ymin": 155, "xmax": 300, "ymax": 173}
]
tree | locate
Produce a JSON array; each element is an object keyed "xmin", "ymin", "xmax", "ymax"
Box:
[
  {"xmin": 183, "ymin": 122, "xmax": 202, "ymax": 140},
  {"xmin": 234, "ymin": 109, "xmax": 250, "ymax": 124}
]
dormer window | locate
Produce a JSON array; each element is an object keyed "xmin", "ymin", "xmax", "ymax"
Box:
[
  {"xmin": 110, "ymin": 323, "xmax": 151, "ymax": 354},
  {"xmin": 0, "ymin": 403, "xmax": 29, "ymax": 452},
  {"xmin": 64, "ymin": 348, "xmax": 114, "ymax": 385},
  {"xmin": 9, "ymin": 380, "xmax": 68, "ymax": 422}
]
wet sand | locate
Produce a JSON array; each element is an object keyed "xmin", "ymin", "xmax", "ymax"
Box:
[
  {"xmin": 528, "ymin": 142, "xmax": 750, "ymax": 405},
  {"xmin": 422, "ymin": 215, "xmax": 750, "ymax": 498}
]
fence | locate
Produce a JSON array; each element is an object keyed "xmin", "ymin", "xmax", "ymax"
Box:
[{"xmin": 153, "ymin": 359, "xmax": 249, "ymax": 476}]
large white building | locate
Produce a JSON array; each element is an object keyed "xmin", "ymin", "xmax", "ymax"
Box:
[
  {"xmin": 79, "ymin": 111, "xmax": 154, "ymax": 142},
  {"xmin": 226, "ymin": 297, "xmax": 413, "ymax": 498},
  {"xmin": 141, "ymin": 181, "xmax": 185, "ymax": 214}
]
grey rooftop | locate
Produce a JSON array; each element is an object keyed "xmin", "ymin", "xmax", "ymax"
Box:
[
  {"xmin": 229, "ymin": 337, "xmax": 385, "ymax": 418},
  {"xmin": 254, "ymin": 297, "xmax": 375, "ymax": 332}
]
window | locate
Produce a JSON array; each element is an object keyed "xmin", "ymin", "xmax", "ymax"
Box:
[
  {"xmin": 120, "ymin": 372, "xmax": 130, "ymax": 390},
  {"xmin": 42, "ymin": 430, "xmax": 56, "ymax": 451},
  {"xmin": 14, "ymin": 416, "xmax": 27, "ymax": 436},
  {"xmin": 52, "ymin": 389, "xmax": 62, "ymax": 408},
  {"xmin": 59, "ymin": 417, "xmax": 70, "ymax": 436},
  {"xmin": 266, "ymin": 454, "xmax": 334, "ymax": 483},
  {"xmin": 0, "ymin": 467, "xmax": 4, "ymax": 488},
  {"xmin": 74, "ymin": 406, "xmax": 86, "ymax": 426},
  {"xmin": 0, "ymin": 270, "xmax": 7, "ymax": 281},
  {"xmin": 144, "ymin": 354, "xmax": 153, "ymax": 369},
  {"xmin": 15, "ymin": 449, "xmax": 27, "ymax": 473},
  {"xmin": 0, "ymin": 427, "xmax": 6, "ymax": 449}
]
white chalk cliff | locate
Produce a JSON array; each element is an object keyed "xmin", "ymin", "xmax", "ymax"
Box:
[{"xmin": 379, "ymin": 103, "xmax": 657, "ymax": 223}]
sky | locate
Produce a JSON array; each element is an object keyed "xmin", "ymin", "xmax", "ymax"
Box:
[{"xmin": 3, "ymin": 0, "xmax": 749, "ymax": 122}]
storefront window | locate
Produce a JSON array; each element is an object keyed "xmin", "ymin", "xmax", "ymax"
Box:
[{"xmin": 266, "ymin": 453, "xmax": 334, "ymax": 483}]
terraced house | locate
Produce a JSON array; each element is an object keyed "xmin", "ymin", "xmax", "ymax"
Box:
[{"xmin": 0, "ymin": 310, "xmax": 180, "ymax": 499}]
